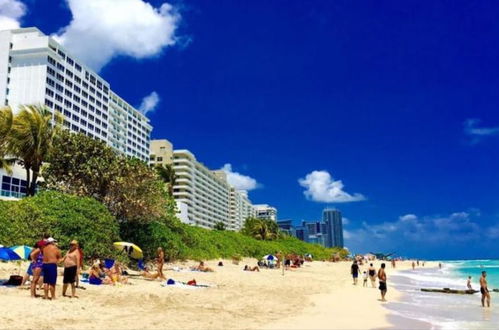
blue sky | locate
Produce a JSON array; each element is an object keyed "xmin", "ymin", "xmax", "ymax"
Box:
[{"xmin": 2, "ymin": 0, "xmax": 499, "ymax": 259}]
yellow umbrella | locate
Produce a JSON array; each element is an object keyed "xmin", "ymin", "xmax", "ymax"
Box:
[{"xmin": 113, "ymin": 242, "xmax": 143, "ymax": 259}]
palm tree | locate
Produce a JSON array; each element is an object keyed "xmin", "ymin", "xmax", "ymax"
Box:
[
  {"xmin": 0, "ymin": 106, "xmax": 14, "ymax": 174},
  {"xmin": 155, "ymin": 163, "xmax": 176, "ymax": 195},
  {"xmin": 6, "ymin": 105, "xmax": 62, "ymax": 196},
  {"xmin": 249, "ymin": 218, "xmax": 277, "ymax": 240}
]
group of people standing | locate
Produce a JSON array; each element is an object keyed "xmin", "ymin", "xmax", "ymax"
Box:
[
  {"xmin": 27, "ymin": 235, "xmax": 82, "ymax": 300},
  {"xmin": 351, "ymin": 261, "xmax": 388, "ymax": 302}
]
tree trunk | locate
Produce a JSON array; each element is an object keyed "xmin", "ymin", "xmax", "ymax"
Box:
[
  {"xmin": 29, "ymin": 170, "xmax": 38, "ymax": 196},
  {"xmin": 25, "ymin": 167, "xmax": 31, "ymax": 197}
]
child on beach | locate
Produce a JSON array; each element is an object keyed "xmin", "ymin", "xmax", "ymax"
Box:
[{"xmin": 362, "ymin": 271, "xmax": 368, "ymax": 287}]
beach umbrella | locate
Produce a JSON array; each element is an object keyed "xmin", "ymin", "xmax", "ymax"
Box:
[
  {"xmin": 263, "ymin": 254, "xmax": 276, "ymax": 261},
  {"xmin": 0, "ymin": 247, "xmax": 21, "ymax": 261},
  {"xmin": 113, "ymin": 242, "xmax": 143, "ymax": 259},
  {"xmin": 9, "ymin": 245, "xmax": 33, "ymax": 260}
]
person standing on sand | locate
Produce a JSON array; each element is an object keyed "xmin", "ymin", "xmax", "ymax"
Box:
[
  {"xmin": 439, "ymin": 262, "xmax": 442, "ymax": 269},
  {"xmin": 351, "ymin": 261, "xmax": 360, "ymax": 285},
  {"xmin": 368, "ymin": 263, "xmax": 377, "ymax": 288},
  {"xmin": 480, "ymin": 271, "xmax": 491, "ymax": 307},
  {"xmin": 378, "ymin": 263, "xmax": 387, "ymax": 302},
  {"xmin": 42, "ymin": 237, "xmax": 62, "ymax": 300},
  {"xmin": 156, "ymin": 247, "xmax": 166, "ymax": 280},
  {"xmin": 391, "ymin": 259, "xmax": 396, "ymax": 268},
  {"xmin": 30, "ymin": 240, "xmax": 46, "ymax": 298},
  {"xmin": 62, "ymin": 240, "xmax": 80, "ymax": 298},
  {"xmin": 412, "ymin": 261, "xmax": 415, "ymax": 270}
]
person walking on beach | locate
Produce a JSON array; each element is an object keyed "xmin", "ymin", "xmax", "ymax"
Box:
[
  {"xmin": 351, "ymin": 261, "xmax": 360, "ymax": 285},
  {"xmin": 156, "ymin": 247, "xmax": 166, "ymax": 280},
  {"xmin": 412, "ymin": 261, "xmax": 415, "ymax": 270},
  {"xmin": 467, "ymin": 276, "xmax": 472, "ymax": 290},
  {"xmin": 42, "ymin": 237, "xmax": 62, "ymax": 300},
  {"xmin": 480, "ymin": 271, "xmax": 491, "ymax": 307},
  {"xmin": 378, "ymin": 263, "xmax": 387, "ymax": 302},
  {"xmin": 368, "ymin": 263, "xmax": 377, "ymax": 288},
  {"xmin": 62, "ymin": 240, "xmax": 80, "ymax": 298}
]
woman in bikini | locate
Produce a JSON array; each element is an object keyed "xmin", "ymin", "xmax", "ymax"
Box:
[{"xmin": 30, "ymin": 240, "xmax": 46, "ymax": 298}]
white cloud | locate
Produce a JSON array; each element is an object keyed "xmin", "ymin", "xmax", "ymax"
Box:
[
  {"xmin": 344, "ymin": 211, "xmax": 498, "ymax": 256},
  {"xmin": 298, "ymin": 170, "xmax": 365, "ymax": 203},
  {"xmin": 139, "ymin": 91, "xmax": 160, "ymax": 115},
  {"xmin": 221, "ymin": 164, "xmax": 259, "ymax": 191},
  {"xmin": 464, "ymin": 119, "xmax": 499, "ymax": 144},
  {"xmin": 0, "ymin": 0, "xmax": 26, "ymax": 29},
  {"xmin": 54, "ymin": 0, "xmax": 180, "ymax": 71}
]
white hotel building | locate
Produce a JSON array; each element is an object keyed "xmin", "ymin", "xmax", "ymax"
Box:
[
  {"xmin": 150, "ymin": 140, "xmax": 256, "ymax": 230},
  {"xmin": 0, "ymin": 27, "xmax": 152, "ymax": 197}
]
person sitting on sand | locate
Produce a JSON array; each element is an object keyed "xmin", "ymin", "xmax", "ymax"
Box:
[
  {"xmin": 243, "ymin": 265, "xmax": 260, "ymax": 272},
  {"xmin": 109, "ymin": 262, "xmax": 128, "ymax": 284},
  {"xmin": 89, "ymin": 264, "xmax": 112, "ymax": 285},
  {"xmin": 192, "ymin": 261, "xmax": 214, "ymax": 272},
  {"xmin": 141, "ymin": 266, "xmax": 161, "ymax": 280}
]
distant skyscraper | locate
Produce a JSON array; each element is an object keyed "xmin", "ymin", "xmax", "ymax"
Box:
[{"xmin": 323, "ymin": 208, "xmax": 344, "ymax": 248}]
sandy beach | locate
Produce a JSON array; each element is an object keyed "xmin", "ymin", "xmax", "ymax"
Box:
[{"xmin": 0, "ymin": 259, "xmax": 434, "ymax": 329}]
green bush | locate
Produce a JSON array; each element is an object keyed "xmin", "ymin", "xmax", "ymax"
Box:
[{"xmin": 0, "ymin": 191, "xmax": 120, "ymax": 258}]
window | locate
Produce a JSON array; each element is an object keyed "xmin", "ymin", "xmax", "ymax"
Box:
[
  {"xmin": 95, "ymin": 118, "xmax": 101, "ymax": 125},
  {"xmin": 82, "ymin": 91, "xmax": 88, "ymax": 98},
  {"xmin": 66, "ymin": 57, "xmax": 74, "ymax": 66},
  {"xmin": 90, "ymin": 75, "xmax": 96, "ymax": 84},
  {"xmin": 73, "ymin": 105, "xmax": 80, "ymax": 113},
  {"xmin": 95, "ymin": 127, "xmax": 101, "ymax": 134},
  {"xmin": 89, "ymin": 96, "xmax": 95, "ymax": 103},
  {"xmin": 46, "ymin": 77, "xmax": 55, "ymax": 87},
  {"xmin": 74, "ymin": 76, "xmax": 81, "ymax": 84},
  {"xmin": 88, "ymin": 114, "xmax": 95, "ymax": 121},
  {"xmin": 74, "ymin": 85, "xmax": 81, "ymax": 93},
  {"xmin": 96, "ymin": 110, "xmax": 102, "ymax": 116},
  {"xmin": 88, "ymin": 124, "xmax": 94, "ymax": 131},
  {"xmin": 73, "ymin": 95, "xmax": 80, "ymax": 103},
  {"xmin": 65, "ymin": 80, "xmax": 73, "ymax": 88},
  {"xmin": 49, "ymin": 44, "xmax": 56, "ymax": 52},
  {"xmin": 55, "ymin": 84, "xmax": 64, "ymax": 92},
  {"xmin": 66, "ymin": 70, "xmax": 73, "ymax": 78},
  {"xmin": 65, "ymin": 90, "xmax": 73, "ymax": 98},
  {"xmin": 97, "ymin": 81, "xmax": 103, "ymax": 90},
  {"xmin": 57, "ymin": 49, "xmax": 66, "ymax": 59},
  {"xmin": 54, "ymin": 104, "xmax": 62, "ymax": 111},
  {"xmin": 72, "ymin": 114, "xmax": 80, "ymax": 122},
  {"xmin": 57, "ymin": 63, "xmax": 65, "ymax": 71},
  {"xmin": 55, "ymin": 94, "xmax": 63, "ymax": 102},
  {"xmin": 96, "ymin": 100, "xmax": 102, "ymax": 108},
  {"xmin": 81, "ymin": 110, "xmax": 87, "ymax": 117},
  {"xmin": 85, "ymin": 71, "xmax": 90, "ymax": 80},
  {"xmin": 82, "ymin": 81, "xmax": 88, "ymax": 89},
  {"xmin": 47, "ymin": 67, "xmax": 55, "ymax": 76},
  {"xmin": 48, "ymin": 56, "xmax": 56, "ymax": 65},
  {"xmin": 71, "ymin": 124, "xmax": 79, "ymax": 132},
  {"xmin": 157, "ymin": 157, "xmax": 163, "ymax": 162},
  {"xmin": 81, "ymin": 100, "xmax": 88, "ymax": 107},
  {"xmin": 64, "ymin": 100, "xmax": 72, "ymax": 108},
  {"xmin": 80, "ymin": 119, "xmax": 87, "ymax": 127},
  {"xmin": 90, "ymin": 86, "xmax": 95, "ymax": 94},
  {"xmin": 56, "ymin": 73, "xmax": 64, "ymax": 82},
  {"xmin": 46, "ymin": 88, "xmax": 54, "ymax": 97},
  {"xmin": 89, "ymin": 105, "xmax": 95, "ymax": 112},
  {"xmin": 45, "ymin": 99, "xmax": 53, "ymax": 108},
  {"xmin": 103, "ymin": 98, "xmax": 108, "ymax": 104},
  {"xmin": 64, "ymin": 110, "xmax": 71, "ymax": 117},
  {"xmin": 75, "ymin": 63, "xmax": 82, "ymax": 72}
]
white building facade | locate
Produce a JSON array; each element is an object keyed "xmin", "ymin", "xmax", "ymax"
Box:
[
  {"xmin": 254, "ymin": 204, "xmax": 278, "ymax": 221},
  {"xmin": 0, "ymin": 27, "xmax": 152, "ymax": 198}
]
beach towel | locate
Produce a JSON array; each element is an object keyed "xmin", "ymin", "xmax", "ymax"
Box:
[{"xmin": 160, "ymin": 278, "xmax": 213, "ymax": 289}]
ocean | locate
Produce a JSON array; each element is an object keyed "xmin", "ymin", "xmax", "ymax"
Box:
[{"xmin": 387, "ymin": 260, "xmax": 498, "ymax": 329}]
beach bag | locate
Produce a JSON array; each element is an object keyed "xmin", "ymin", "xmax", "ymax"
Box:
[
  {"xmin": 187, "ymin": 279, "xmax": 197, "ymax": 286},
  {"xmin": 167, "ymin": 279, "xmax": 175, "ymax": 285},
  {"xmin": 5, "ymin": 275, "xmax": 22, "ymax": 286}
]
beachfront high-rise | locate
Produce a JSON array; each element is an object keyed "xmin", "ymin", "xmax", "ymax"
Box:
[
  {"xmin": 254, "ymin": 204, "xmax": 278, "ymax": 221},
  {"xmin": 323, "ymin": 208, "xmax": 344, "ymax": 248},
  {"xmin": 149, "ymin": 139, "xmax": 259, "ymax": 231},
  {"xmin": 150, "ymin": 139, "xmax": 174, "ymax": 166},
  {"xmin": 0, "ymin": 27, "xmax": 152, "ymax": 198},
  {"xmin": 0, "ymin": 27, "xmax": 152, "ymax": 159}
]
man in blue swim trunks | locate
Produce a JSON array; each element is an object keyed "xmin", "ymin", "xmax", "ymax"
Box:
[{"xmin": 42, "ymin": 237, "xmax": 62, "ymax": 300}]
